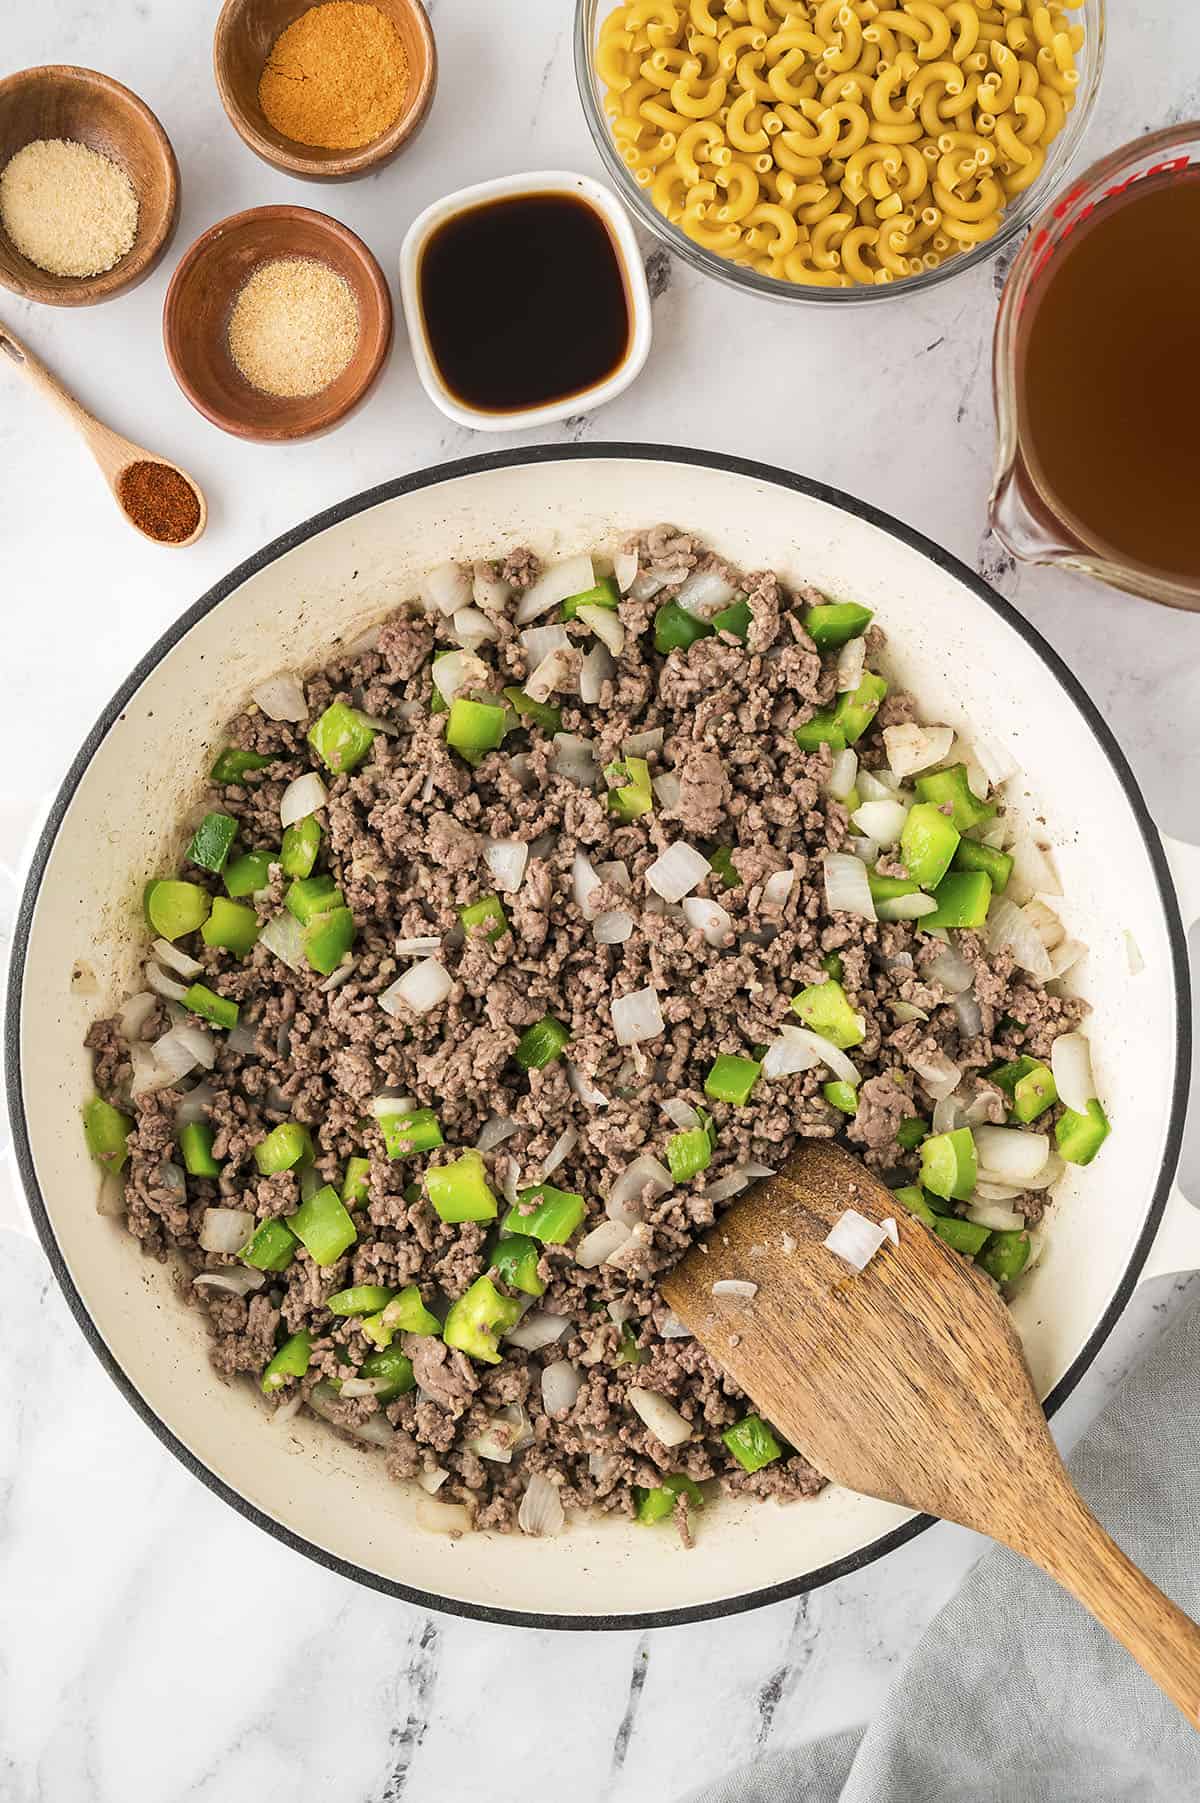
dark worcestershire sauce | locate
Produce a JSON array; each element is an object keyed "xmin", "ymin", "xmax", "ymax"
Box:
[
  {"xmin": 1017, "ymin": 170, "xmax": 1200, "ymax": 582},
  {"xmin": 419, "ymin": 193, "xmax": 631, "ymax": 413}
]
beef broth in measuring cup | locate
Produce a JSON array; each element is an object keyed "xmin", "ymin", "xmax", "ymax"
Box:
[{"xmin": 990, "ymin": 124, "xmax": 1200, "ymax": 609}]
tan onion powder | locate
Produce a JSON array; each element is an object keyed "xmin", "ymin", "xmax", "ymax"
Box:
[
  {"xmin": 227, "ymin": 257, "xmax": 359, "ymax": 399},
  {"xmin": 0, "ymin": 138, "xmax": 138, "ymax": 277}
]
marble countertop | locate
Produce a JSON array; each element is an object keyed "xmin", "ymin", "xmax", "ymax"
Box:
[{"xmin": 3, "ymin": 3, "xmax": 1200, "ymax": 1799}]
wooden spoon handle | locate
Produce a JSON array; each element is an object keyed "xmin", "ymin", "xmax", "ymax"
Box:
[
  {"xmin": 1021, "ymin": 1487, "xmax": 1200, "ymax": 1728},
  {"xmin": 0, "ymin": 319, "xmax": 140, "ymax": 477}
]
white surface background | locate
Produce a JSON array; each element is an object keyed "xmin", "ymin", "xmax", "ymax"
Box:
[{"xmin": 2, "ymin": 3, "xmax": 1200, "ymax": 1800}]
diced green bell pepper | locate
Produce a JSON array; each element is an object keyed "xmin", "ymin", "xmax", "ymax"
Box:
[
  {"xmin": 305, "ymin": 907, "xmax": 355, "ymax": 976},
  {"xmin": 1056, "ymin": 1098, "xmax": 1110, "ymax": 1165},
  {"xmin": 896, "ymin": 1116, "xmax": 928, "ymax": 1150},
  {"xmin": 893, "ymin": 1183, "xmax": 939, "ymax": 1227},
  {"xmin": 359, "ymin": 1346, "xmax": 416, "ymax": 1401},
  {"xmin": 446, "ymin": 698, "xmax": 506, "ymax": 759},
  {"xmin": 490, "ymin": 1234, "xmax": 545, "ymax": 1297},
  {"xmin": 254, "ymin": 1120, "xmax": 314, "ymax": 1176},
  {"xmin": 502, "ymin": 1182, "xmax": 587, "ymax": 1245},
  {"xmin": 708, "ymin": 846, "xmax": 741, "ymax": 889},
  {"xmin": 953, "ymin": 837, "xmax": 1012, "ymax": 892},
  {"xmin": 711, "ymin": 597, "xmax": 752, "ymax": 640},
  {"xmin": 82, "ymin": 1097, "xmax": 133, "ymax": 1173},
  {"xmin": 991, "ymin": 1056, "xmax": 1058, "ymax": 1123},
  {"xmin": 308, "ymin": 702, "xmax": 376, "ymax": 775},
  {"xmin": 605, "ymin": 756, "xmax": 653, "ymax": 821},
  {"xmin": 704, "ymin": 1053, "xmax": 761, "ymax": 1106},
  {"xmin": 834, "ymin": 670, "xmax": 888, "ymax": 744},
  {"xmin": 615, "ymin": 1321, "xmax": 645, "ymax": 1365},
  {"xmin": 224, "ymin": 850, "xmax": 276, "ymax": 898},
  {"xmin": 289, "ymin": 1184, "xmax": 357, "ymax": 1266},
  {"xmin": 820, "ymin": 951, "xmax": 844, "ymax": 981},
  {"xmin": 722, "ymin": 1413, "xmax": 783, "ymax": 1473},
  {"xmin": 361, "ymin": 1284, "xmax": 442, "ymax": 1347},
  {"xmin": 793, "ymin": 710, "xmax": 846, "ymax": 752},
  {"xmin": 792, "ymin": 978, "xmax": 864, "ymax": 1049},
  {"xmin": 426, "ymin": 1150, "xmax": 499, "ymax": 1223},
  {"xmin": 262, "ymin": 1330, "xmax": 311, "ymax": 1394},
  {"xmin": 327, "ymin": 1284, "xmax": 394, "ymax": 1316},
  {"xmin": 934, "ymin": 1215, "xmax": 991, "ymax": 1256},
  {"xmin": 443, "ymin": 1275, "xmax": 523, "ymax": 1364},
  {"xmin": 281, "ymin": 815, "xmax": 321, "ymax": 880},
  {"xmin": 635, "ymin": 1472, "xmax": 705, "ymax": 1523},
  {"xmin": 460, "ymin": 893, "xmax": 508, "ymax": 943},
  {"xmin": 823, "ymin": 1080, "xmax": 858, "ymax": 1115},
  {"xmin": 561, "ymin": 574, "xmax": 620, "ymax": 620},
  {"xmin": 341, "ymin": 1155, "xmax": 371, "ymax": 1207},
  {"xmin": 867, "ymin": 871, "xmax": 920, "ymax": 903},
  {"xmin": 379, "ymin": 1106, "xmax": 444, "ymax": 1160},
  {"xmin": 923, "ymin": 871, "xmax": 992, "ymax": 931},
  {"xmin": 920, "ymin": 1127, "xmax": 977, "ymax": 1201},
  {"xmin": 179, "ymin": 1120, "xmax": 221, "ymax": 1178},
  {"xmin": 187, "ymin": 811, "xmax": 238, "ymax": 874},
  {"xmin": 803, "ymin": 600, "xmax": 873, "ymax": 649},
  {"xmin": 211, "ymin": 746, "xmax": 273, "ymax": 783},
  {"xmin": 502, "ymin": 685, "xmax": 562, "ymax": 735},
  {"xmin": 667, "ymin": 1126, "xmax": 712, "ymax": 1183},
  {"xmin": 515, "ymin": 1015, "xmax": 570, "ymax": 1071},
  {"xmin": 915, "ymin": 764, "xmax": 996, "ymax": 833},
  {"xmin": 286, "ymin": 874, "xmax": 343, "ymax": 924},
  {"xmin": 240, "ymin": 1217, "xmax": 298, "ymax": 1272},
  {"xmin": 147, "ymin": 879, "xmax": 211, "ymax": 942},
  {"xmin": 184, "ymin": 983, "xmax": 239, "ymax": 1030},
  {"xmin": 979, "ymin": 1229, "xmax": 1031, "ymax": 1284},
  {"xmin": 900, "ymin": 801, "xmax": 961, "ymax": 889},
  {"xmin": 202, "ymin": 895, "xmax": 260, "ymax": 958},
  {"xmin": 654, "ymin": 599, "xmax": 712, "ymax": 655}
]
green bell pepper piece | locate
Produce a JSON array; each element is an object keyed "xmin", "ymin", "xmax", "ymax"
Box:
[
  {"xmin": 1055, "ymin": 1098, "xmax": 1110, "ymax": 1165},
  {"xmin": 793, "ymin": 710, "xmax": 846, "ymax": 753},
  {"xmin": 915, "ymin": 764, "xmax": 996, "ymax": 832},
  {"xmin": 359, "ymin": 1346, "xmax": 416, "ymax": 1401},
  {"xmin": 254, "ymin": 1120, "xmax": 314, "ymax": 1176},
  {"xmin": 666, "ymin": 1126, "xmax": 713, "ymax": 1183},
  {"xmin": 722, "ymin": 1413, "xmax": 783, "ymax": 1473},
  {"xmin": 896, "ymin": 1116, "xmax": 929, "ymax": 1150},
  {"xmin": 379, "ymin": 1106, "xmax": 443, "ymax": 1159},
  {"xmin": 900, "ymin": 801, "xmax": 961, "ymax": 889},
  {"xmin": 561, "ymin": 574, "xmax": 620, "ymax": 620},
  {"xmin": 460, "ymin": 893, "xmax": 508, "ymax": 943},
  {"xmin": 893, "ymin": 1184, "xmax": 939, "ymax": 1227},
  {"xmin": 502, "ymin": 1183, "xmax": 586, "ymax": 1245},
  {"xmin": 187, "ymin": 811, "xmax": 238, "ymax": 874},
  {"xmin": 210, "ymin": 746, "xmax": 273, "ymax": 783},
  {"xmin": 147, "ymin": 879, "xmax": 211, "ymax": 942},
  {"xmin": 286, "ymin": 874, "xmax": 343, "ymax": 924},
  {"xmin": 711, "ymin": 597, "xmax": 752, "ymax": 640},
  {"xmin": 308, "ymin": 702, "xmax": 376, "ymax": 775},
  {"xmin": 654, "ymin": 599, "xmax": 712, "ymax": 655},
  {"xmin": 704, "ymin": 1053, "xmax": 761, "ymax": 1106},
  {"xmin": 953, "ymin": 837, "xmax": 1012, "ymax": 892},
  {"xmin": 820, "ymin": 951, "xmax": 844, "ymax": 981},
  {"xmin": 708, "ymin": 846, "xmax": 742, "ymax": 889},
  {"xmin": 791, "ymin": 978, "xmax": 864, "ymax": 1049},
  {"xmin": 426, "ymin": 1150, "xmax": 499, "ymax": 1224},
  {"xmin": 920, "ymin": 1128, "xmax": 977, "ymax": 1201},
  {"xmin": 183, "ymin": 983, "xmax": 239, "ymax": 1030},
  {"xmin": 201, "ymin": 895, "xmax": 260, "ymax": 958},
  {"xmin": 934, "ymin": 1215, "xmax": 991, "ymax": 1256},
  {"xmin": 803, "ymin": 600, "xmax": 873, "ymax": 649},
  {"xmin": 82, "ymin": 1097, "xmax": 133, "ymax": 1173},
  {"xmin": 445, "ymin": 698, "xmax": 506, "ymax": 758},
  {"xmin": 605, "ymin": 756, "xmax": 653, "ymax": 820},
  {"xmin": 978, "ymin": 1229, "xmax": 1031, "ymax": 1284},
  {"xmin": 327, "ymin": 1284, "xmax": 394, "ymax": 1316},
  {"xmin": 490, "ymin": 1234, "xmax": 545, "ymax": 1297},
  {"xmin": 261, "ymin": 1330, "xmax": 311, "ymax": 1394},
  {"xmin": 361, "ymin": 1286, "xmax": 441, "ymax": 1348},
  {"xmin": 305, "ymin": 907, "xmax": 356, "ymax": 976},
  {"xmin": 615, "ymin": 1321, "xmax": 645, "ymax": 1366},
  {"xmin": 224, "ymin": 850, "xmax": 276, "ymax": 898},
  {"xmin": 179, "ymin": 1120, "xmax": 221, "ymax": 1178},
  {"xmin": 834, "ymin": 670, "xmax": 888, "ymax": 743},
  {"xmin": 341, "ymin": 1155, "xmax": 371, "ymax": 1207},
  {"xmin": 515, "ymin": 1015, "xmax": 570, "ymax": 1071},
  {"xmin": 502, "ymin": 685, "xmax": 562, "ymax": 735},
  {"xmin": 923, "ymin": 870, "xmax": 992, "ymax": 931},
  {"xmin": 635, "ymin": 1473, "xmax": 705, "ymax": 1524},
  {"xmin": 867, "ymin": 871, "xmax": 920, "ymax": 903},
  {"xmin": 992, "ymin": 1056, "xmax": 1059, "ymax": 1123},
  {"xmin": 823, "ymin": 1080, "xmax": 858, "ymax": 1115},
  {"xmin": 281, "ymin": 815, "xmax": 321, "ymax": 880},
  {"xmin": 443, "ymin": 1275, "xmax": 523, "ymax": 1364},
  {"xmin": 289, "ymin": 1184, "xmax": 357, "ymax": 1266},
  {"xmin": 240, "ymin": 1217, "xmax": 298, "ymax": 1272}
]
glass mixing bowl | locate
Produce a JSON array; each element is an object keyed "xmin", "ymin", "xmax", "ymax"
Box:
[{"xmin": 574, "ymin": 0, "xmax": 1105, "ymax": 306}]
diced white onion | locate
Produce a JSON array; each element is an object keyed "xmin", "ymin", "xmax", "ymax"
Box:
[
  {"xmin": 371, "ymin": 1093, "xmax": 416, "ymax": 1119},
  {"xmin": 469, "ymin": 1406, "xmax": 533, "ymax": 1461},
  {"xmin": 910, "ymin": 1048, "xmax": 961, "ymax": 1102},
  {"xmin": 986, "ymin": 896, "xmax": 1053, "ymax": 978},
  {"xmin": 379, "ymin": 958, "xmax": 452, "ymax": 1017},
  {"xmin": 674, "ymin": 568, "xmax": 736, "ymax": 618},
  {"xmin": 966, "ymin": 1199, "xmax": 1026, "ymax": 1231},
  {"xmin": 117, "ymin": 990, "xmax": 157, "ymax": 1041},
  {"xmin": 927, "ymin": 945, "xmax": 974, "ymax": 994},
  {"xmin": 518, "ymin": 1470, "xmax": 565, "ymax": 1537},
  {"xmin": 1016, "ymin": 1151, "xmax": 1064, "ymax": 1192},
  {"xmin": 552, "ymin": 733, "xmax": 600, "ymax": 788},
  {"xmin": 681, "ymin": 895, "xmax": 734, "ymax": 947},
  {"xmin": 824, "ymin": 1208, "xmax": 888, "ymax": 1271},
  {"xmin": 541, "ymin": 1359, "xmax": 582, "ymax": 1413},
  {"xmin": 594, "ymin": 910, "xmax": 634, "ymax": 945},
  {"xmin": 614, "ymin": 550, "xmax": 639, "ymax": 593},
  {"xmin": 420, "ymin": 561, "xmax": 472, "ymax": 616},
  {"xmin": 153, "ymin": 938, "xmax": 203, "ymax": 979},
  {"xmin": 572, "ymin": 851, "xmax": 602, "ymax": 920},
  {"xmin": 280, "ymin": 772, "xmax": 328, "ymax": 828},
  {"xmin": 876, "ymin": 892, "xmax": 938, "ymax": 922},
  {"xmin": 628, "ymin": 1389, "xmax": 692, "ymax": 1447},
  {"xmin": 607, "ymin": 1298, "xmax": 634, "ymax": 1326},
  {"xmin": 145, "ymin": 962, "xmax": 189, "ymax": 1003},
  {"xmin": 566, "ymin": 1061, "xmax": 608, "ymax": 1109},
  {"xmin": 762, "ymin": 868, "xmax": 795, "ymax": 911},
  {"xmin": 200, "ymin": 1206, "xmax": 255, "ymax": 1254},
  {"xmin": 159, "ymin": 1020, "xmax": 216, "ymax": 1073},
  {"xmin": 851, "ymin": 800, "xmax": 907, "ymax": 847},
  {"xmin": 1125, "ymin": 929, "xmax": 1144, "ymax": 976},
  {"xmin": 825, "ymin": 747, "xmax": 858, "ymax": 803},
  {"xmin": 652, "ymin": 771, "xmax": 681, "ymax": 812},
  {"xmin": 579, "ymin": 641, "xmax": 614, "ymax": 705},
  {"xmin": 712, "ymin": 1278, "xmax": 757, "ymax": 1299},
  {"xmin": 932, "ymin": 1093, "xmax": 966, "ymax": 1134},
  {"xmin": 662, "ymin": 1098, "xmax": 701, "ymax": 1131},
  {"xmin": 416, "ymin": 1496, "xmax": 471, "ymax": 1535},
  {"xmin": 1051, "ymin": 1031, "xmax": 1096, "ymax": 1112},
  {"xmin": 1047, "ymin": 938, "xmax": 1086, "ymax": 981},
  {"xmin": 785, "ymin": 1025, "xmax": 860, "ymax": 1086},
  {"xmin": 576, "ymin": 1219, "xmax": 633, "ymax": 1267},
  {"xmin": 971, "ymin": 732, "xmax": 1018, "ymax": 788},
  {"xmin": 823, "ymin": 852, "xmax": 876, "ymax": 921},
  {"xmin": 576, "ymin": 604, "xmax": 625, "ymax": 655},
  {"xmin": 175, "ymin": 1081, "xmax": 215, "ymax": 1126},
  {"xmin": 227, "ymin": 1020, "xmax": 260, "ymax": 1056},
  {"xmin": 1024, "ymin": 898, "xmax": 1065, "ymax": 950},
  {"xmin": 395, "ymin": 935, "xmax": 442, "ymax": 957},
  {"xmin": 472, "ymin": 563, "xmax": 512, "ymax": 612},
  {"xmin": 260, "ymin": 911, "xmax": 306, "ymax": 972},
  {"xmin": 608, "ymin": 1155, "xmax": 674, "ymax": 1221},
  {"xmin": 846, "ymin": 836, "xmax": 879, "ymax": 865},
  {"xmin": 973, "ymin": 1125, "xmax": 1050, "ymax": 1184},
  {"xmin": 646, "ymin": 841, "xmax": 710, "ymax": 904},
  {"xmin": 526, "ymin": 647, "xmax": 576, "ymax": 704},
  {"xmin": 1008, "ymin": 834, "xmax": 1063, "ymax": 904},
  {"xmin": 659, "ymin": 1311, "xmax": 692, "ymax": 1340},
  {"xmin": 341, "ymin": 1376, "xmax": 393, "ymax": 1400},
  {"xmin": 451, "ymin": 606, "xmax": 499, "ymax": 648},
  {"xmin": 762, "ymin": 1026, "xmax": 823, "ymax": 1079},
  {"xmin": 954, "ymin": 991, "xmax": 983, "ymax": 1038},
  {"xmin": 539, "ymin": 1126, "xmax": 578, "ymax": 1182},
  {"xmin": 890, "ymin": 1000, "xmax": 928, "ymax": 1024},
  {"xmin": 973, "ymin": 1178, "xmax": 1024, "ymax": 1202},
  {"xmin": 856, "ymin": 768, "xmax": 896, "ymax": 803},
  {"xmin": 515, "ymin": 554, "xmax": 595, "ymax": 624},
  {"xmin": 483, "ymin": 837, "xmax": 529, "ymax": 895},
  {"xmin": 701, "ymin": 1165, "xmax": 771, "ymax": 1204},
  {"xmin": 836, "ymin": 635, "xmax": 866, "ymax": 693},
  {"xmin": 623, "ymin": 730, "xmax": 663, "ymax": 759},
  {"xmin": 194, "ymin": 1267, "xmax": 267, "ymax": 1298},
  {"xmin": 433, "ymin": 648, "xmax": 488, "ymax": 705},
  {"xmin": 476, "ymin": 1114, "xmax": 518, "ymax": 1153},
  {"xmin": 252, "ymin": 672, "xmax": 307, "ymax": 722},
  {"xmin": 881, "ymin": 1217, "xmax": 899, "ymax": 1246},
  {"xmin": 417, "ymin": 1465, "xmax": 450, "ymax": 1494},
  {"xmin": 519, "ymin": 622, "xmax": 570, "ymax": 665},
  {"xmin": 630, "ymin": 564, "xmax": 687, "ymax": 602},
  {"xmin": 883, "ymin": 722, "xmax": 954, "ymax": 778},
  {"xmin": 611, "ymin": 985, "xmax": 664, "ymax": 1045}
]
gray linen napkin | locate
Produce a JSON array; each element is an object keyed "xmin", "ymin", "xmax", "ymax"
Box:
[{"xmin": 688, "ymin": 1293, "xmax": 1200, "ymax": 1803}]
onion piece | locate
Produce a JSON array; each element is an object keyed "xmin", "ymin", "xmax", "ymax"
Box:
[
  {"xmin": 659, "ymin": 1311, "xmax": 691, "ymax": 1340},
  {"xmin": 825, "ymin": 746, "xmax": 858, "ymax": 803},
  {"xmin": 611, "ymin": 986, "xmax": 664, "ymax": 1045},
  {"xmin": 579, "ymin": 640, "xmax": 614, "ymax": 705},
  {"xmin": 541, "ymin": 1359, "xmax": 582, "ymax": 1414},
  {"xmin": 483, "ymin": 837, "xmax": 529, "ymax": 895},
  {"xmin": 1047, "ymin": 938, "xmax": 1086, "ymax": 981},
  {"xmin": 476, "ymin": 1114, "xmax": 518, "ymax": 1153},
  {"xmin": 451, "ymin": 606, "xmax": 499, "ymax": 648},
  {"xmin": 646, "ymin": 841, "xmax": 710, "ymax": 904},
  {"xmin": 153, "ymin": 938, "xmax": 203, "ymax": 980},
  {"xmin": 883, "ymin": 722, "xmax": 954, "ymax": 778},
  {"xmin": 378, "ymin": 958, "xmax": 452, "ymax": 1017},
  {"xmin": 1051, "ymin": 1032, "xmax": 1096, "ymax": 1112},
  {"xmin": 576, "ymin": 604, "xmax": 625, "ymax": 655},
  {"xmin": 145, "ymin": 962, "xmax": 189, "ymax": 1004},
  {"xmin": 762, "ymin": 868, "xmax": 795, "ymax": 912},
  {"xmin": 681, "ymin": 895, "xmax": 734, "ymax": 946},
  {"xmin": 876, "ymin": 893, "xmax": 938, "ymax": 922},
  {"xmin": 674, "ymin": 568, "xmax": 736, "ymax": 618},
  {"xmin": 845, "ymin": 835, "xmax": 879, "ymax": 865},
  {"xmin": 118, "ymin": 991, "xmax": 158, "ymax": 1040},
  {"xmin": 260, "ymin": 911, "xmax": 306, "ymax": 972},
  {"xmin": 971, "ymin": 732, "xmax": 1018, "ymax": 788},
  {"xmin": 526, "ymin": 647, "xmax": 578, "ymax": 703},
  {"xmin": 161, "ymin": 1019, "xmax": 216, "ymax": 1072},
  {"xmin": 712, "ymin": 1278, "xmax": 757, "ymax": 1299},
  {"xmin": 608, "ymin": 1154, "xmax": 673, "ymax": 1221},
  {"xmin": 432, "ymin": 648, "xmax": 489, "ymax": 704},
  {"xmin": 954, "ymin": 991, "xmax": 983, "ymax": 1038},
  {"xmin": 662, "ymin": 1098, "xmax": 701, "ymax": 1131},
  {"xmin": 420, "ymin": 561, "xmax": 472, "ymax": 616},
  {"xmin": 539, "ymin": 1126, "xmax": 578, "ymax": 1181},
  {"xmin": 910, "ymin": 1048, "xmax": 961, "ymax": 1102},
  {"xmin": 851, "ymin": 799, "xmax": 907, "ymax": 847},
  {"xmin": 624, "ymin": 728, "xmax": 663, "ymax": 758},
  {"xmin": 175, "ymin": 1081, "xmax": 215, "ymax": 1125},
  {"xmin": 519, "ymin": 1470, "xmax": 565, "ymax": 1537},
  {"xmin": 472, "ymin": 563, "xmax": 512, "ymax": 612},
  {"xmin": 966, "ymin": 1199, "xmax": 1026, "ymax": 1231},
  {"xmin": 280, "ymin": 772, "xmax": 328, "ymax": 829},
  {"xmin": 341, "ymin": 1375, "xmax": 393, "ymax": 1400},
  {"xmin": 552, "ymin": 733, "xmax": 600, "ymax": 789},
  {"xmin": 631, "ymin": 563, "xmax": 687, "ymax": 601},
  {"xmin": 1124, "ymin": 929, "xmax": 1144, "ymax": 976},
  {"xmin": 566, "ymin": 1061, "xmax": 608, "ymax": 1109},
  {"xmin": 200, "ymin": 1206, "xmax": 255, "ymax": 1254},
  {"xmin": 1008, "ymin": 834, "xmax": 1063, "ymax": 903},
  {"xmin": 890, "ymin": 1000, "xmax": 928, "ymax": 1024},
  {"xmin": 252, "ymin": 672, "xmax": 307, "ymax": 722},
  {"xmin": 824, "ymin": 1208, "xmax": 888, "ymax": 1271},
  {"xmin": 515, "ymin": 554, "xmax": 595, "ymax": 624},
  {"xmin": 416, "ymin": 1496, "xmax": 471, "ymax": 1535},
  {"xmin": 194, "ymin": 1267, "xmax": 265, "ymax": 1298},
  {"xmin": 395, "ymin": 935, "xmax": 442, "ymax": 957},
  {"xmin": 926, "ymin": 945, "xmax": 974, "ymax": 994},
  {"xmin": 576, "ymin": 1219, "xmax": 633, "ymax": 1268},
  {"xmin": 836, "ymin": 634, "xmax": 866, "ymax": 693},
  {"xmin": 973, "ymin": 1125, "xmax": 1050, "ymax": 1184},
  {"xmin": 855, "ymin": 768, "xmax": 895, "ymax": 803},
  {"xmin": 519, "ymin": 622, "xmax": 570, "ymax": 665},
  {"xmin": 572, "ymin": 851, "xmax": 602, "ymax": 920},
  {"xmin": 594, "ymin": 910, "xmax": 634, "ymax": 945},
  {"xmin": 417, "ymin": 1465, "xmax": 449, "ymax": 1494},
  {"xmin": 652, "ymin": 770, "xmax": 681, "ymax": 812},
  {"xmin": 614, "ymin": 549, "xmax": 639, "ymax": 593},
  {"xmin": 1015, "ymin": 1151, "xmax": 1064, "ymax": 1192},
  {"xmin": 986, "ymin": 896, "xmax": 1053, "ymax": 978},
  {"xmin": 628, "ymin": 1389, "xmax": 692, "ymax": 1447},
  {"xmin": 762, "ymin": 1026, "xmax": 823, "ymax": 1079},
  {"xmin": 932, "ymin": 1093, "xmax": 966, "ymax": 1134},
  {"xmin": 973, "ymin": 1178, "xmax": 1024, "ymax": 1202},
  {"xmin": 702, "ymin": 1164, "xmax": 773, "ymax": 1204},
  {"xmin": 823, "ymin": 852, "xmax": 876, "ymax": 921}
]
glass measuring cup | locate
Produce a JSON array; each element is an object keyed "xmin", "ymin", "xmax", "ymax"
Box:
[{"xmin": 990, "ymin": 123, "xmax": 1200, "ymax": 611}]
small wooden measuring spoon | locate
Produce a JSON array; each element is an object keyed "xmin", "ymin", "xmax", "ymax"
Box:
[
  {"xmin": 0, "ymin": 319, "xmax": 206, "ymax": 547},
  {"xmin": 663, "ymin": 1139, "xmax": 1200, "ymax": 1728}
]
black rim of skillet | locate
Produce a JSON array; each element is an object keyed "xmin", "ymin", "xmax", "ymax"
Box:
[{"xmin": 5, "ymin": 442, "xmax": 1191, "ymax": 1632}]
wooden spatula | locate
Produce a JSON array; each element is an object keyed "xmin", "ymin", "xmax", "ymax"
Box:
[{"xmin": 662, "ymin": 1139, "xmax": 1200, "ymax": 1727}]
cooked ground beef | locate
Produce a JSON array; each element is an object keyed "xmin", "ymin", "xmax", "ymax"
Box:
[{"xmin": 88, "ymin": 526, "xmax": 1085, "ymax": 1541}]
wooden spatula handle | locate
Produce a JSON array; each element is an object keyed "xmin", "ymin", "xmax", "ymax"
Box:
[{"xmin": 1020, "ymin": 1488, "xmax": 1200, "ymax": 1728}]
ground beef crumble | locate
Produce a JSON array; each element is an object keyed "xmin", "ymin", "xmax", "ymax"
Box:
[{"xmin": 88, "ymin": 527, "xmax": 1085, "ymax": 1540}]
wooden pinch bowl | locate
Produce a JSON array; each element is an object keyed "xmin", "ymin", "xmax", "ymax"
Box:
[
  {"xmin": 162, "ymin": 205, "xmax": 393, "ymax": 444},
  {"xmin": 0, "ymin": 65, "xmax": 179, "ymax": 307},
  {"xmin": 213, "ymin": 0, "xmax": 436, "ymax": 182}
]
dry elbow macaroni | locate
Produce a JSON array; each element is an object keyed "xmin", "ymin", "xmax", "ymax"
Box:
[{"xmin": 596, "ymin": 0, "xmax": 1082, "ymax": 288}]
